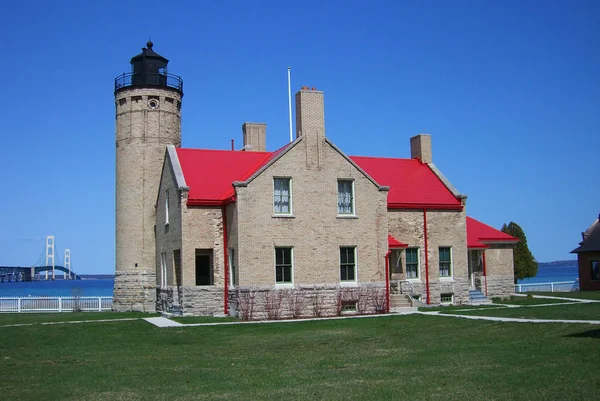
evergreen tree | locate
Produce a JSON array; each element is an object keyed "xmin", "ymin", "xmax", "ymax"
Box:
[{"xmin": 501, "ymin": 222, "xmax": 537, "ymax": 282}]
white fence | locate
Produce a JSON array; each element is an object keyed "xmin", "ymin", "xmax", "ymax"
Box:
[
  {"xmin": 0, "ymin": 296, "xmax": 113, "ymax": 313},
  {"xmin": 515, "ymin": 281, "xmax": 579, "ymax": 293}
]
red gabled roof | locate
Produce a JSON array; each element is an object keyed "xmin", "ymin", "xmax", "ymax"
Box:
[
  {"xmin": 175, "ymin": 146, "xmax": 462, "ymax": 209},
  {"xmin": 176, "ymin": 148, "xmax": 276, "ymax": 205},
  {"xmin": 388, "ymin": 235, "xmax": 408, "ymax": 249},
  {"xmin": 350, "ymin": 156, "xmax": 462, "ymax": 209},
  {"xmin": 466, "ymin": 217, "xmax": 519, "ymax": 249}
]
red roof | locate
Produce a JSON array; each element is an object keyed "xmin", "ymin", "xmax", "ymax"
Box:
[
  {"xmin": 176, "ymin": 148, "xmax": 275, "ymax": 205},
  {"xmin": 388, "ymin": 235, "xmax": 408, "ymax": 248},
  {"xmin": 466, "ymin": 217, "xmax": 519, "ymax": 248},
  {"xmin": 174, "ymin": 146, "xmax": 462, "ymax": 209},
  {"xmin": 350, "ymin": 156, "xmax": 462, "ymax": 210}
]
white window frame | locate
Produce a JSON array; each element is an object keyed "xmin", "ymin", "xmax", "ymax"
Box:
[
  {"xmin": 274, "ymin": 247, "xmax": 294, "ymax": 286},
  {"xmin": 165, "ymin": 189, "xmax": 170, "ymax": 226},
  {"xmin": 439, "ymin": 246, "xmax": 453, "ymax": 279},
  {"xmin": 405, "ymin": 247, "xmax": 420, "ymax": 280},
  {"xmin": 273, "ymin": 177, "xmax": 292, "ymax": 215},
  {"xmin": 440, "ymin": 293, "xmax": 454, "ymax": 305},
  {"xmin": 340, "ymin": 246, "xmax": 357, "ymax": 285},
  {"xmin": 229, "ymin": 248, "xmax": 236, "ymax": 287},
  {"xmin": 337, "ymin": 180, "xmax": 355, "ymax": 216},
  {"xmin": 160, "ymin": 252, "xmax": 167, "ymax": 289}
]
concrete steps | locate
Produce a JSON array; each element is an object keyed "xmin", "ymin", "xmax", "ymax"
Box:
[
  {"xmin": 469, "ymin": 290, "xmax": 492, "ymax": 305},
  {"xmin": 390, "ymin": 293, "xmax": 413, "ymax": 308}
]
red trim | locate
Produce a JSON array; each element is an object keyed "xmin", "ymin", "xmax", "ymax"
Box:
[
  {"xmin": 385, "ymin": 250, "xmax": 391, "ymax": 313},
  {"xmin": 423, "ymin": 209, "xmax": 430, "ymax": 305},
  {"xmin": 187, "ymin": 196, "xmax": 236, "ymax": 207},
  {"xmin": 388, "ymin": 203, "xmax": 463, "ymax": 211},
  {"xmin": 222, "ymin": 206, "xmax": 229, "ymax": 315},
  {"xmin": 482, "ymin": 251, "xmax": 488, "ymax": 297}
]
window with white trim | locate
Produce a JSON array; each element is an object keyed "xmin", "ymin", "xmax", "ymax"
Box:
[
  {"xmin": 165, "ymin": 189, "xmax": 170, "ymax": 225},
  {"xmin": 340, "ymin": 247, "xmax": 356, "ymax": 282},
  {"xmin": 337, "ymin": 180, "xmax": 354, "ymax": 215},
  {"xmin": 275, "ymin": 247, "xmax": 293, "ymax": 284},
  {"xmin": 160, "ymin": 252, "xmax": 167, "ymax": 289},
  {"xmin": 229, "ymin": 248, "xmax": 237, "ymax": 286},
  {"xmin": 440, "ymin": 293, "xmax": 453, "ymax": 304},
  {"xmin": 439, "ymin": 247, "xmax": 452, "ymax": 278},
  {"xmin": 406, "ymin": 248, "xmax": 419, "ymax": 279},
  {"xmin": 273, "ymin": 178, "xmax": 291, "ymax": 214}
]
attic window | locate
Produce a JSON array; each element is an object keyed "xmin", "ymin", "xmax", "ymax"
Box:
[{"xmin": 337, "ymin": 180, "xmax": 354, "ymax": 215}]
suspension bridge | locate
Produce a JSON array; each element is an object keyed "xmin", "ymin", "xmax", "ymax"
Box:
[{"xmin": 0, "ymin": 236, "xmax": 81, "ymax": 282}]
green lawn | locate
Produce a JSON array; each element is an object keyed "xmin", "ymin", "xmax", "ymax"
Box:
[
  {"xmin": 442, "ymin": 302, "xmax": 600, "ymax": 320},
  {"xmin": 493, "ymin": 296, "xmax": 571, "ymax": 306},
  {"xmin": 171, "ymin": 315, "xmax": 239, "ymax": 324},
  {"xmin": 0, "ymin": 311, "xmax": 157, "ymax": 326},
  {"xmin": 528, "ymin": 291, "xmax": 600, "ymax": 300},
  {"xmin": 0, "ymin": 313, "xmax": 599, "ymax": 400},
  {"xmin": 419, "ymin": 304, "xmax": 506, "ymax": 312}
]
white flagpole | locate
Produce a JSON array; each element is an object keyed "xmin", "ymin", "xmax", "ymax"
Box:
[{"xmin": 288, "ymin": 67, "xmax": 293, "ymax": 143}]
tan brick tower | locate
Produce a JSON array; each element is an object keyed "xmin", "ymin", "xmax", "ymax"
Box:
[{"xmin": 113, "ymin": 41, "xmax": 183, "ymax": 311}]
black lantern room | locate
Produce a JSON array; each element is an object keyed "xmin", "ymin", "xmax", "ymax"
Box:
[{"xmin": 115, "ymin": 41, "xmax": 183, "ymax": 94}]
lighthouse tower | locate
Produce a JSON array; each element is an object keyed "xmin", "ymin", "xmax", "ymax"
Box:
[{"xmin": 114, "ymin": 42, "xmax": 183, "ymax": 311}]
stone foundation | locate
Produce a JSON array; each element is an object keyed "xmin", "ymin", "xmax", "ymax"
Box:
[
  {"xmin": 484, "ymin": 276, "xmax": 514, "ymax": 298},
  {"xmin": 407, "ymin": 279, "xmax": 469, "ymax": 305},
  {"xmin": 181, "ymin": 286, "xmax": 225, "ymax": 316},
  {"xmin": 113, "ymin": 270, "xmax": 156, "ymax": 312},
  {"xmin": 229, "ymin": 284, "xmax": 388, "ymax": 320}
]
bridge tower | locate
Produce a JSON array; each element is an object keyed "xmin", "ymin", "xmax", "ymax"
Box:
[
  {"xmin": 114, "ymin": 41, "xmax": 183, "ymax": 311},
  {"xmin": 64, "ymin": 249, "xmax": 71, "ymax": 280},
  {"xmin": 45, "ymin": 235, "xmax": 55, "ymax": 280}
]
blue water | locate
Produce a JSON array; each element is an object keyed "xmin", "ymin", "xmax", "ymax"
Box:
[
  {"xmin": 0, "ymin": 279, "xmax": 114, "ymax": 297},
  {"xmin": 517, "ymin": 265, "xmax": 578, "ymax": 284},
  {"xmin": 0, "ymin": 265, "xmax": 578, "ymax": 297}
]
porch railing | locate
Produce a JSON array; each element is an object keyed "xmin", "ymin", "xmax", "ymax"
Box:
[
  {"xmin": 514, "ymin": 281, "xmax": 579, "ymax": 293},
  {"xmin": 0, "ymin": 296, "xmax": 113, "ymax": 313}
]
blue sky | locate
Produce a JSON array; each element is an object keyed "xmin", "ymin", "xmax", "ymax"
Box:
[{"xmin": 0, "ymin": 0, "xmax": 598, "ymax": 274}]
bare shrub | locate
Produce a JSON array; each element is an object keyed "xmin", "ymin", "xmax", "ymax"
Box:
[
  {"xmin": 336, "ymin": 287, "xmax": 356, "ymax": 316},
  {"xmin": 371, "ymin": 286, "xmax": 388, "ymax": 313},
  {"xmin": 356, "ymin": 286, "xmax": 372, "ymax": 314},
  {"xmin": 286, "ymin": 290, "xmax": 308, "ymax": 319},
  {"xmin": 312, "ymin": 291, "xmax": 326, "ymax": 317},
  {"xmin": 72, "ymin": 287, "xmax": 83, "ymax": 312},
  {"xmin": 236, "ymin": 288, "xmax": 257, "ymax": 321},
  {"xmin": 263, "ymin": 290, "xmax": 285, "ymax": 320}
]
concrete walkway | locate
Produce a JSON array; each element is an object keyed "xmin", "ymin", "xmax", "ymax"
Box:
[
  {"xmin": 143, "ymin": 316, "xmax": 183, "ymax": 327},
  {"xmin": 417, "ymin": 311, "xmax": 600, "ymax": 325}
]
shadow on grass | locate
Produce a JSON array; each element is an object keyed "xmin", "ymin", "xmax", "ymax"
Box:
[{"xmin": 567, "ymin": 329, "xmax": 600, "ymax": 339}]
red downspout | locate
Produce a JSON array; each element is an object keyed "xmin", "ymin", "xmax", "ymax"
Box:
[
  {"xmin": 385, "ymin": 250, "xmax": 391, "ymax": 313},
  {"xmin": 482, "ymin": 251, "xmax": 488, "ymax": 297},
  {"xmin": 423, "ymin": 209, "xmax": 431, "ymax": 305},
  {"xmin": 222, "ymin": 206, "xmax": 229, "ymax": 315}
]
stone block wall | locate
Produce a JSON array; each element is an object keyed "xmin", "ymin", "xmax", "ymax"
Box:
[
  {"xmin": 229, "ymin": 284, "xmax": 388, "ymax": 320},
  {"xmin": 484, "ymin": 246, "xmax": 515, "ymax": 298},
  {"xmin": 113, "ymin": 270, "xmax": 156, "ymax": 312}
]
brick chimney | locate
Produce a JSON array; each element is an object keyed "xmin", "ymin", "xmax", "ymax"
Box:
[
  {"xmin": 295, "ymin": 87, "xmax": 325, "ymax": 140},
  {"xmin": 295, "ymin": 87, "xmax": 325, "ymax": 169},
  {"xmin": 410, "ymin": 134, "xmax": 432, "ymax": 163},
  {"xmin": 242, "ymin": 122, "xmax": 266, "ymax": 152}
]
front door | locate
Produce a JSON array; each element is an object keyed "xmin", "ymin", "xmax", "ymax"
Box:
[{"xmin": 468, "ymin": 250, "xmax": 480, "ymax": 290}]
